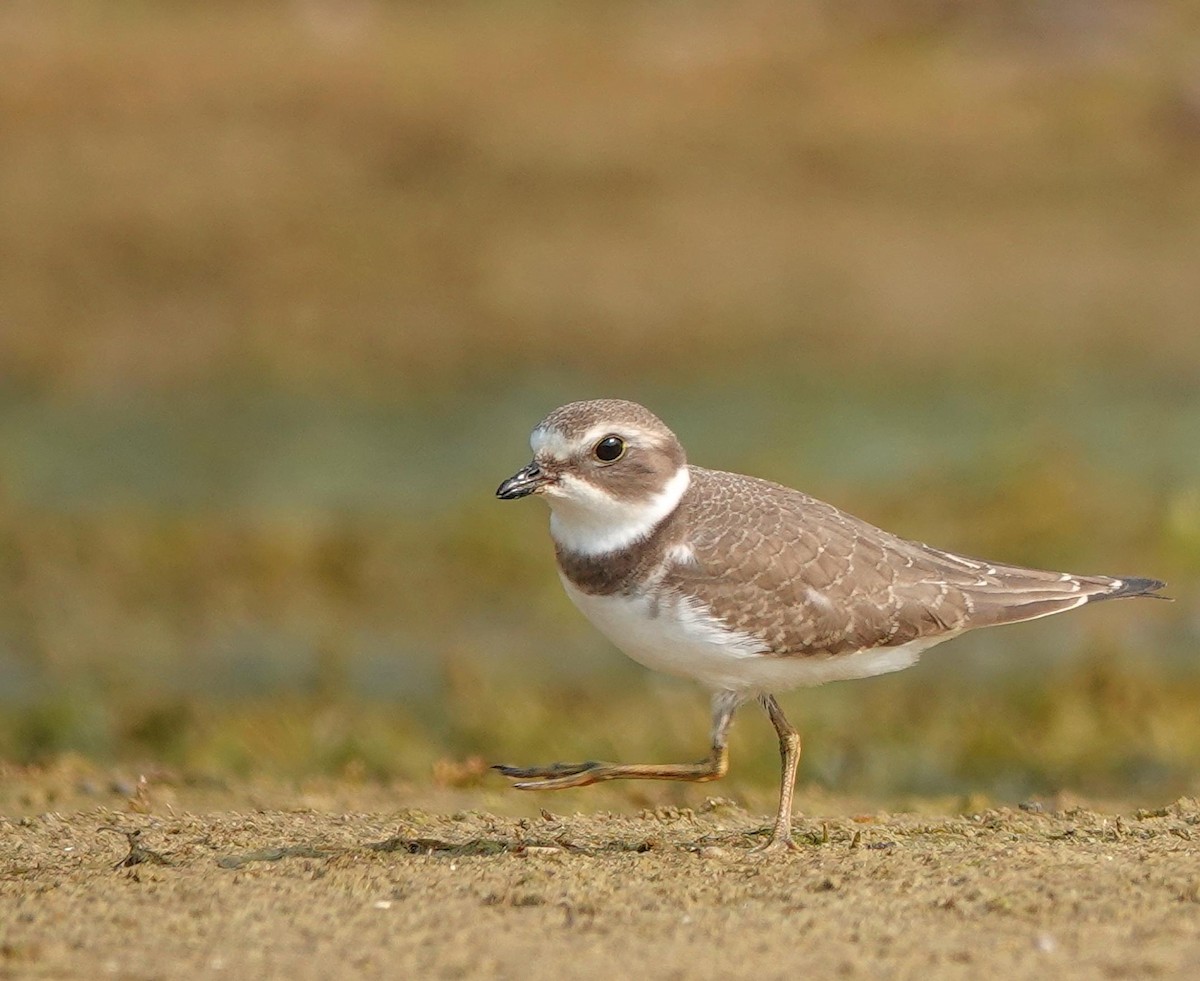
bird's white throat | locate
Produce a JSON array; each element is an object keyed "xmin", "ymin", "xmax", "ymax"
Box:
[{"xmin": 548, "ymin": 466, "xmax": 691, "ymax": 556}]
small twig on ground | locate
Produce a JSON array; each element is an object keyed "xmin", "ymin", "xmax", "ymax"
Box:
[{"xmin": 97, "ymin": 826, "xmax": 172, "ymax": 870}]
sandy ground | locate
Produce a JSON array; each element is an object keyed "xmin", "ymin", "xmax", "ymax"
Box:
[{"xmin": 2, "ymin": 767, "xmax": 1200, "ymax": 980}]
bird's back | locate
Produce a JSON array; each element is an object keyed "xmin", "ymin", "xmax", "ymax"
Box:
[{"xmin": 660, "ymin": 466, "xmax": 1165, "ymax": 658}]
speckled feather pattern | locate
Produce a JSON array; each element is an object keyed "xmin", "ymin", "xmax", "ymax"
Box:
[
  {"xmin": 669, "ymin": 467, "xmax": 1147, "ymax": 655},
  {"xmin": 499, "ymin": 399, "xmax": 1165, "ymax": 845},
  {"xmin": 554, "ymin": 463, "xmax": 1160, "ymax": 659}
]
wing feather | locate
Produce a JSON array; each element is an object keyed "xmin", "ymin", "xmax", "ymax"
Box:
[{"xmin": 664, "ymin": 468, "xmax": 1164, "ymax": 657}]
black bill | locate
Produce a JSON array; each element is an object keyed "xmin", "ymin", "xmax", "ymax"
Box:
[{"xmin": 496, "ymin": 461, "xmax": 548, "ymax": 500}]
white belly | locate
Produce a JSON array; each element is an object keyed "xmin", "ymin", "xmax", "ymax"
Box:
[{"xmin": 560, "ymin": 577, "xmax": 951, "ymax": 695}]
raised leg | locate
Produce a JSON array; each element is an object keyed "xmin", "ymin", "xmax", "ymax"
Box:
[
  {"xmin": 757, "ymin": 693, "xmax": 802, "ymax": 852},
  {"xmin": 494, "ymin": 690, "xmax": 742, "ymax": 790}
]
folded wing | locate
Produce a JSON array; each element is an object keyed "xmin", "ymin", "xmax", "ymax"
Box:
[{"xmin": 672, "ymin": 469, "xmax": 1166, "ymax": 658}]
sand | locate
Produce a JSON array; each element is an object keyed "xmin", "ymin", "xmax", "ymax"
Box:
[{"xmin": 3, "ymin": 768, "xmax": 1200, "ymax": 980}]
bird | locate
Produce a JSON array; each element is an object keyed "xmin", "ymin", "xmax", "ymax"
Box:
[{"xmin": 493, "ymin": 398, "xmax": 1167, "ymax": 852}]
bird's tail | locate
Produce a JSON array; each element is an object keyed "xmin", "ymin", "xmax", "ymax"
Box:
[{"xmin": 921, "ymin": 546, "xmax": 1169, "ymax": 628}]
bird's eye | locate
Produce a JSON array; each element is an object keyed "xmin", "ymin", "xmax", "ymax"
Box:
[{"xmin": 593, "ymin": 435, "xmax": 626, "ymax": 463}]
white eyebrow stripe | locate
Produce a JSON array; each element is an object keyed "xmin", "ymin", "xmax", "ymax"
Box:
[
  {"xmin": 578, "ymin": 422, "xmax": 625, "ymax": 448},
  {"xmin": 532, "ymin": 422, "xmax": 664, "ymax": 461},
  {"xmin": 530, "ymin": 426, "xmax": 575, "ymax": 461}
]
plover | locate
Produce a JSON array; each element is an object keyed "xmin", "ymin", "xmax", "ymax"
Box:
[{"xmin": 494, "ymin": 399, "xmax": 1166, "ymax": 851}]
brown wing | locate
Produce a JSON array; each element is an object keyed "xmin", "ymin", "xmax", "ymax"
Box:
[{"xmin": 667, "ymin": 468, "xmax": 1165, "ymax": 657}]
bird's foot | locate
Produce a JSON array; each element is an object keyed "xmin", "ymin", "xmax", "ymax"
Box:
[
  {"xmin": 492, "ymin": 760, "xmax": 610, "ymax": 790},
  {"xmin": 749, "ymin": 830, "xmax": 802, "ymax": 855}
]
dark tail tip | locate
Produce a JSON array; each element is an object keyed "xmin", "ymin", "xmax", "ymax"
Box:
[{"xmin": 1101, "ymin": 577, "xmax": 1171, "ymax": 602}]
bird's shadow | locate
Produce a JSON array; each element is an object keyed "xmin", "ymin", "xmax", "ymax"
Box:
[{"xmin": 100, "ymin": 827, "xmax": 778, "ymax": 870}]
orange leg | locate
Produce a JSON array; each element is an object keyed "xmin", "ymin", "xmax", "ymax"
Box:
[
  {"xmin": 494, "ymin": 691, "xmax": 740, "ymax": 789},
  {"xmin": 755, "ymin": 694, "xmax": 802, "ymax": 853}
]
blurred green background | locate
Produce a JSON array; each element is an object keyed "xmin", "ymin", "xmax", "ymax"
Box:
[{"xmin": 1, "ymin": 1, "xmax": 1198, "ymax": 804}]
